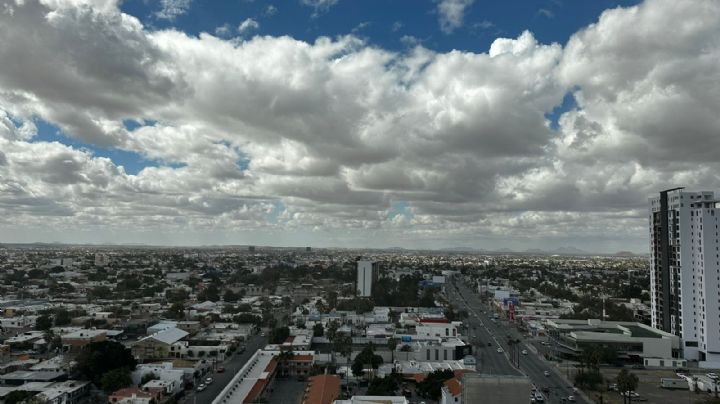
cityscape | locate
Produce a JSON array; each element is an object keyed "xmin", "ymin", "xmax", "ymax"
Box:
[{"xmin": 1, "ymin": 0, "xmax": 720, "ymax": 404}]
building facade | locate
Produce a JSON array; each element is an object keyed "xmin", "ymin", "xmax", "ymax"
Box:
[
  {"xmin": 649, "ymin": 189, "xmax": 720, "ymax": 364},
  {"xmin": 356, "ymin": 261, "xmax": 379, "ymax": 297}
]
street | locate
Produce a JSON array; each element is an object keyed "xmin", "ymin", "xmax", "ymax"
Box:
[
  {"xmin": 447, "ymin": 277, "xmax": 590, "ymax": 404},
  {"xmin": 182, "ymin": 334, "xmax": 268, "ymax": 403}
]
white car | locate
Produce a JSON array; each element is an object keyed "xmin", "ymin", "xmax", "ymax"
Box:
[
  {"xmin": 543, "ymin": 371, "xmax": 550, "ymax": 377},
  {"xmin": 521, "ymin": 350, "xmax": 528, "ymax": 355},
  {"xmin": 196, "ymin": 383, "xmax": 206, "ymax": 392},
  {"xmin": 497, "ymin": 347, "xmax": 504, "ymax": 353},
  {"xmin": 205, "ymin": 377, "xmax": 214, "ymax": 385},
  {"xmin": 567, "ymin": 395, "xmax": 576, "ymax": 402}
]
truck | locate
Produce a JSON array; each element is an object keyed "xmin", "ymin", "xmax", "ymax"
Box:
[{"xmin": 660, "ymin": 378, "xmax": 689, "ymax": 390}]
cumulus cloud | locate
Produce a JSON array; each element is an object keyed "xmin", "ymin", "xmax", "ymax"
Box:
[
  {"xmin": 155, "ymin": 0, "xmax": 191, "ymax": 20},
  {"xmin": 300, "ymin": 0, "xmax": 337, "ymax": 17},
  {"xmin": 238, "ymin": 18, "xmax": 259, "ymax": 33},
  {"xmin": 437, "ymin": 0, "xmax": 474, "ymax": 34},
  {"xmin": 0, "ymin": 0, "xmax": 719, "ymax": 251}
]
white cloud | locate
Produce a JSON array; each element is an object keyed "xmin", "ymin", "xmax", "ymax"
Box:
[
  {"xmin": 155, "ymin": 0, "xmax": 191, "ymax": 20},
  {"xmin": 238, "ymin": 18, "xmax": 260, "ymax": 33},
  {"xmin": 300, "ymin": 0, "xmax": 338, "ymax": 17},
  {"xmin": 1, "ymin": 0, "xmax": 719, "ymax": 251},
  {"xmin": 437, "ymin": 0, "xmax": 474, "ymax": 34}
]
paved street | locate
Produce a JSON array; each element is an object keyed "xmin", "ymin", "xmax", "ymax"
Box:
[
  {"xmin": 182, "ymin": 334, "xmax": 268, "ymax": 403},
  {"xmin": 447, "ymin": 276, "xmax": 591, "ymax": 404}
]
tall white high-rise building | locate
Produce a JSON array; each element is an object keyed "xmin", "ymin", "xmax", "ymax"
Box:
[
  {"xmin": 357, "ymin": 260, "xmax": 379, "ymax": 297},
  {"xmin": 649, "ymin": 188, "xmax": 720, "ymax": 363}
]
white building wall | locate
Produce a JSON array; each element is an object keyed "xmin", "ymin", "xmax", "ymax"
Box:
[{"xmin": 357, "ymin": 261, "xmax": 377, "ymax": 297}]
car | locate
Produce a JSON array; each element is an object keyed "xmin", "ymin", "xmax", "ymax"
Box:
[
  {"xmin": 497, "ymin": 347, "xmax": 504, "ymax": 353},
  {"xmin": 196, "ymin": 383, "xmax": 206, "ymax": 392},
  {"xmin": 217, "ymin": 367, "xmax": 225, "ymax": 373},
  {"xmin": 260, "ymin": 332, "xmax": 266, "ymax": 337},
  {"xmin": 608, "ymin": 383, "xmax": 618, "ymax": 391},
  {"xmin": 567, "ymin": 396, "xmax": 575, "ymax": 402},
  {"xmin": 707, "ymin": 373, "xmax": 719, "ymax": 380},
  {"xmin": 621, "ymin": 391, "xmax": 640, "ymax": 398},
  {"xmin": 543, "ymin": 371, "xmax": 550, "ymax": 377},
  {"xmin": 534, "ymin": 393, "xmax": 545, "ymax": 402},
  {"xmin": 521, "ymin": 350, "xmax": 528, "ymax": 355},
  {"xmin": 205, "ymin": 377, "xmax": 214, "ymax": 384}
]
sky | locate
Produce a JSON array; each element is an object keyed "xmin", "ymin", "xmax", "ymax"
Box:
[{"xmin": 1, "ymin": 0, "xmax": 719, "ymax": 253}]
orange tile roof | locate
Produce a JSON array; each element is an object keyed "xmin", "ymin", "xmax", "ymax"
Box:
[
  {"xmin": 110, "ymin": 387, "xmax": 153, "ymax": 399},
  {"xmin": 302, "ymin": 374, "xmax": 341, "ymax": 404},
  {"xmin": 444, "ymin": 377, "xmax": 461, "ymax": 397},
  {"xmin": 244, "ymin": 379, "xmax": 268, "ymax": 404},
  {"xmin": 291, "ymin": 354, "xmax": 314, "ymax": 362},
  {"xmin": 264, "ymin": 357, "xmax": 279, "ymax": 374},
  {"xmin": 412, "ymin": 373, "xmax": 426, "ymax": 383}
]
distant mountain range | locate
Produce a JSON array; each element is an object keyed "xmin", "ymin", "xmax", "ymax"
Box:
[{"xmin": 439, "ymin": 246, "xmax": 642, "ymax": 256}]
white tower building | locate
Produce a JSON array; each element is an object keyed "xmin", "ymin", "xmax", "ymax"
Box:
[
  {"xmin": 357, "ymin": 260, "xmax": 379, "ymax": 297},
  {"xmin": 649, "ymin": 188, "xmax": 720, "ymax": 364}
]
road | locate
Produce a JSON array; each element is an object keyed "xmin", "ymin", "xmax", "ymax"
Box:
[
  {"xmin": 182, "ymin": 334, "xmax": 268, "ymax": 403},
  {"xmin": 447, "ymin": 276, "xmax": 590, "ymax": 404}
]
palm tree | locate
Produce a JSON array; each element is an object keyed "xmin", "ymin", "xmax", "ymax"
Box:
[{"xmin": 387, "ymin": 337, "xmax": 398, "ymax": 363}]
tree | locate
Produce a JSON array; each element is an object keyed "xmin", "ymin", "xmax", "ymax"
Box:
[
  {"xmin": 313, "ymin": 323, "xmax": 324, "ymax": 337},
  {"xmin": 616, "ymin": 369, "xmax": 639, "ymax": 404},
  {"xmin": 367, "ymin": 373, "xmax": 401, "ymax": 396},
  {"xmin": 35, "ymin": 314, "xmax": 53, "ymax": 331},
  {"xmin": 387, "ymin": 337, "xmax": 398, "ymax": 363},
  {"xmin": 223, "ymin": 289, "xmax": 240, "ymax": 302},
  {"xmin": 417, "ymin": 369, "xmax": 455, "ymax": 399},
  {"xmin": 269, "ymin": 326, "xmax": 290, "ymax": 344},
  {"xmin": 100, "ymin": 367, "xmax": 132, "ymax": 392},
  {"xmin": 352, "ymin": 343, "xmax": 382, "ymax": 377},
  {"xmin": 75, "ymin": 341, "xmax": 137, "ymax": 386},
  {"xmin": 334, "ymin": 335, "xmax": 353, "ymax": 365},
  {"xmin": 4, "ymin": 390, "xmax": 37, "ymax": 404},
  {"xmin": 54, "ymin": 308, "xmax": 72, "ymax": 326},
  {"xmin": 165, "ymin": 302, "xmax": 185, "ymax": 320},
  {"xmin": 140, "ymin": 372, "xmax": 159, "ymax": 385}
]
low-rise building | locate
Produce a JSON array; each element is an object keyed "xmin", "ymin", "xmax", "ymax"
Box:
[
  {"xmin": 545, "ymin": 319, "xmax": 683, "ymax": 367},
  {"xmin": 302, "ymin": 374, "xmax": 340, "ymax": 404},
  {"xmin": 131, "ymin": 327, "xmax": 189, "ymax": 361}
]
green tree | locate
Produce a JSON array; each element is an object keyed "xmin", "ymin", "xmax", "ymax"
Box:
[
  {"xmin": 313, "ymin": 323, "xmax": 324, "ymax": 337},
  {"xmin": 417, "ymin": 369, "xmax": 454, "ymax": 399},
  {"xmin": 223, "ymin": 289, "xmax": 240, "ymax": 302},
  {"xmin": 387, "ymin": 337, "xmax": 398, "ymax": 363},
  {"xmin": 5, "ymin": 390, "xmax": 37, "ymax": 404},
  {"xmin": 165, "ymin": 302, "xmax": 185, "ymax": 320},
  {"xmin": 352, "ymin": 343, "xmax": 382, "ymax": 377},
  {"xmin": 269, "ymin": 326, "xmax": 290, "ymax": 344},
  {"xmin": 75, "ymin": 341, "xmax": 137, "ymax": 386},
  {"xmin": 334, "ymin": 334, "xmax": 353, "ymax": 365},
  {"xmin": 616, "ymin": 369, "xmax": 639, "ymax": 404},
  {"xmin": 100, "ymin": 367, "xmax": 132, "ymax": 393},
  {"xmin": 54, "ymin": 308, "xmax": 72, "ymax": 326},
  {"xmin": 140, "ymin": 372, "xmax": 159, "ymax": 385},
  {"xmin": 35, "ymin": 314, "xmax": 53, "ymax": 331}
]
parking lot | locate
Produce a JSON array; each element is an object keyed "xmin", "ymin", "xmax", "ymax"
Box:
[{"xmin": 588, "ymin": 368, "xmax": 719, "ymax": 404}]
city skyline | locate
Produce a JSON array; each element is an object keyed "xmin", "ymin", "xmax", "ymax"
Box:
[{"xmin": 1, "ymin": 0, "xmax": 719, "ymax": 253}]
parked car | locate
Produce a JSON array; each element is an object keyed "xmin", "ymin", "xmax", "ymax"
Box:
[
  {"xmin": 196, "ymin": 383, "xmax": 206, "ymax": 392},
  {"xmin": 567, "ymin": 395, "xmax": 576, "ymax": 402},
  {"xmin": 497, "ymin": 347, "xmax": 504, "ymax": 353},
  {"xmin": 521, "ymin": 350, "xmax": 528, "ymax": 355},
  {"xmin": 205, "ymin": 377, "xmax": 213, "ymax": 385},
  {"xmin": 543, "ymin": 371, "xmax": 550, "ymax": 377}
]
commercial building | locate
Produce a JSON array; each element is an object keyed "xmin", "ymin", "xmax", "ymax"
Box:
[
  {"xmin": 649, "ymin": 189, "xmax": 720, "ymax": 365},
  {"xmin": 545, "ymin": 319, "xmax": 684, "ymax": 367},
  {"xmin": 356, "ymin": 261, "xmax": 379, "ymax": 297}
]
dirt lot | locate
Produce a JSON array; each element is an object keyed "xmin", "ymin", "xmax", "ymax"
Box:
[{"xmin": 577, "ymin": 368, "xmax": 719, "ymax": 404}]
